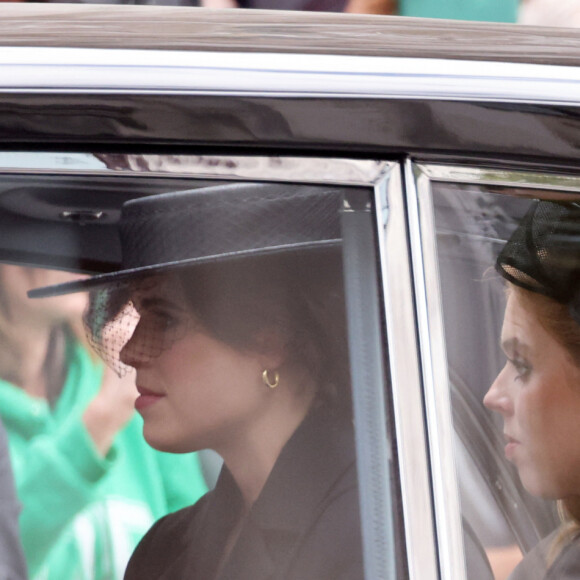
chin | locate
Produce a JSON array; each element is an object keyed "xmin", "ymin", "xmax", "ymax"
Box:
[
  {"xmin": 142, "ymin": 428, "xmax": 200, "ymax": 454},
  {"xmin": 520, "ymin": 472, "xmax": 559, "ymax": 499}
]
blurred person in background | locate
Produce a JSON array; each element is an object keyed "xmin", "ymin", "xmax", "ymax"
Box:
[
  {"xmin": 200, "ymin": 0, "xmax": 397, "ymax": 14},
  {"xmin": 397, "ymin": 0, "xmax": 517, "ymax": 22},
  {"xmin": 42, "ymin": 0, "xmax": 202, "ymax": 5},
  {"xmin": 0, "ymin": 265, "xmax": 207, "ymax": 580},
  {"xmin": 519, "ymin": 0, "xmax": 580, "ymax": 27},
  {"xmin": 0, "ymin": 417, "xmax": 27, "ymax": 580},
  {"xmin": 12, "ymin": 0, "xmax": 397, "ymax": 10}
]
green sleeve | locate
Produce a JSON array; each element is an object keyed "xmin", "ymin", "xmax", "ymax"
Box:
[{"xmin": 13, "ymin": 414, "xmax": 116, "ymax": 576}]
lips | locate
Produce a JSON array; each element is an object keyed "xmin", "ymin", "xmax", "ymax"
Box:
[
  {"xmin": 504, "ymin": 434, "xmax": 521, "ymax": 460},
  {"xmin": 135, "ymin": 386, "xmax": 165, "ymax": 412}
]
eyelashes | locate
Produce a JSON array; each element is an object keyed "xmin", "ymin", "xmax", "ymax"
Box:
[{"xmin": 508, "ymin": 356, "xmax": 532, "ymax": 382}]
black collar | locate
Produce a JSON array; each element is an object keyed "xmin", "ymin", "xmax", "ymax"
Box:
[{"xmin": 208, "ymin": 407, "xmax": 356, "ymax": 579}]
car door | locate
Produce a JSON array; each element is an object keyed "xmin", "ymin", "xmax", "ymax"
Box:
[
  {"xmin": 0, "ymin": 152, "xmax": 410, "ymax": 579},
  {"xmin": 403, "ymin": 162, "xmax": 577, "ymax": 580},
  {"xmin": 0, "ymin": 149, "xmax": 565, "ymax": 580},
  {"xmin": 3, "ymin": 10, "xmax": 580, "ymax": 579}
]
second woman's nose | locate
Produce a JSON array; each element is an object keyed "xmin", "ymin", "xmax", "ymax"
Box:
[{"xmin": 483, "ymin": 365, "xmax": 514, "ymax": 416}]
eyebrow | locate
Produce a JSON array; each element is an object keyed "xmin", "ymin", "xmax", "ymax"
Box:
[{"xmin": 501, "ymin": 337, "xmax": 529, "ymax": 357}]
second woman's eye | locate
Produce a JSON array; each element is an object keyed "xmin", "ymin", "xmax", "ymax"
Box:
[{"xmin": 509, "ymin": 357, "xmax": 532, "ymax": 382}]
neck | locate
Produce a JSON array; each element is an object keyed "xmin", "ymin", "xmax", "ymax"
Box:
[{"xmin": 218, "ymin": 384, "xmax": 315, "ymax": 510}]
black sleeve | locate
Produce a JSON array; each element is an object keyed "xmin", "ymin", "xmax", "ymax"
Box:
[{"xmin": 546, "ymin": 534, "xmax": 580, "ymax": 580}]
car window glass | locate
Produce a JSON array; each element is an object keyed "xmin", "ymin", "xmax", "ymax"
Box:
[
  {"xmin": 0, "ymin": 153, "xmax": 402, "ymax": 580},
  {"xmin": 430, "ymin": 177, "xmax": 566, "ymax": 580}
]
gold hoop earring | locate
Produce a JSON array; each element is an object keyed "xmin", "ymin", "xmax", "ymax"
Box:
[{"xmin": 262, "ymin": 369, "xmax": 279, "ymax": 389}]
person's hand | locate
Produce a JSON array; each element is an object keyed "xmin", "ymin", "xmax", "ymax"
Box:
[{"xmin": 83, "ymin": 368, "xmax": 138, "ymax": 457}]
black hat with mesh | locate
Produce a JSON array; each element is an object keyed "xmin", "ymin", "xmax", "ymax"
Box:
[
  {"xmin": 28, "ymin": 182, "xmax": 343, "ymax": 299},
  {"xmin": 27, "ymin": 182, "xmax": 345, "ymax": 375},
  {"xmin": 496, "ymin": 200, "xmax": 580, "ymax": 322}
]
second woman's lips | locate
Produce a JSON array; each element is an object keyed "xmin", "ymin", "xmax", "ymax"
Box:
[{"xmin": 504, "ymin": 434, "xmax": 520, "ymax": 460}]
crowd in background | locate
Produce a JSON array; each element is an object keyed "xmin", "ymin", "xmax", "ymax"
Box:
[{"xmin": 2, "ymin": 0, "xmax": 580, "ymax": 27}]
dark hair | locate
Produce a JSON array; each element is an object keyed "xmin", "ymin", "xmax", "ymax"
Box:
[{"xmin": 176, "ymin": 249, "xmax": 351, "ymax": 414}]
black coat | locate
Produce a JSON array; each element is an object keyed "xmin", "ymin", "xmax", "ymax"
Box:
[
  {"xmin": 124, "ymin": 408, "xmax": 363, "ymax": 580},
  {"xmin": 509, "ymin": 529, "xmax": 580, "ymax": 580}
]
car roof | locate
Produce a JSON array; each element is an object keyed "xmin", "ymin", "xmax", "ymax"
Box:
[{"xmin": 2, "ymin": 4, "xmax": 580, "ymax": 66}]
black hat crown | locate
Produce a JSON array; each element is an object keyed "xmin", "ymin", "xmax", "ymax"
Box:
[{"xmin": 496, "ymin": 200, "xmax": 580, "ymax": 320}]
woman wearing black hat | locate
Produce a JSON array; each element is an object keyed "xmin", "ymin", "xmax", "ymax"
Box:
[
  {"xmin": 484, "ymin": 201, "xmax": 580, "ymax": 579},
  {"xmin": 30, "ymin": 182, "xmax": 363, "ymax": 580}
]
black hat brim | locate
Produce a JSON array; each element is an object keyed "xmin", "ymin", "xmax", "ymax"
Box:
[{"xmin": 28, "ymin": 239, "xmax": 341, "ymax": 299}]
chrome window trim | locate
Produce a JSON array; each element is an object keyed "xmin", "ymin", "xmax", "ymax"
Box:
[
  {"xmin": 417, "ymin": 164, "xmax": 580, "ymax": 196},
  {"xmin": 0, "ymin": 153, "xmax": 388, "ymax": 185},
  {"xmin": 0, "ymin": 152, "xmax": 440, "ymax": 577},
  {"xmin": 406, "ymin": 161, "xmax": 466, "ymax": 580},
  {"xmin": 341, "ymin": 184, "xmax": 396, "ymax": 580},
  {"xmin": 3, "ymin": 47, "xmax": 580, "ymax": 105},
  {"xmin": 409, "ymin": 162, "xmax": 580, "ymax": 580},
  {"xmin": 376, "ymin": 164, "xmax": 439, "ymax": 580}
]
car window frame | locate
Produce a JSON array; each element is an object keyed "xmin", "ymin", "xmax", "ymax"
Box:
[
  {"xmin": 0, "ymin": 152, "xmax": 420, "ymax": 579},
  {"xmin": 408, "ymin": 161, "xmax": 580, "ymax": 579}
]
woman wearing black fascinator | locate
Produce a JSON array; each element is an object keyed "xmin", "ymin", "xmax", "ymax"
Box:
[
  {"xmin": 30, "ymin": 182, "xmax": 363, "ymax": 580},
  {"xmin": 485, "ymin": 200, "xmax": 580, "ymax": 579}
]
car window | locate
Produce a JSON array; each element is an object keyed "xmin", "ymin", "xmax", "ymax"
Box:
[
  {"xmin": 0, "ymin": 152, "xmax": 404, "ymax": 580},
  {"xmin": 413, "ymin": 165, "xmax": 580, "ymax": 580}
]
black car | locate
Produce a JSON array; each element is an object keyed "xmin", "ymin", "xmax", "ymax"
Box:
[{"xmin": 2, "ymin": 5, "xmax": 580, "ymax": 579}]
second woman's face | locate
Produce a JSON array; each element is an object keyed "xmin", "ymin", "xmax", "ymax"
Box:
[
  {"xmin": 119, "ymin": 275, "xmax": 275, "ymax": 455},
  {"xmin": 484, "ymin": 291, "xmax": 580, "ymax": 499}
]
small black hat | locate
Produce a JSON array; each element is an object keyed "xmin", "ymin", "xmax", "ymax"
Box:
[
  {"xmin": 29, "ymin": 182, "xmax": 343, "ymax": 299},
  {"xmin": 496, "ymin": 200, "xmax": 580, "ymax": 315}
]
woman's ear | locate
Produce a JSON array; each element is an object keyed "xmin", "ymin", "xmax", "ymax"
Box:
[{"xmin": 252, "ymin": 328, "xmax": 287, "ymax": 370}]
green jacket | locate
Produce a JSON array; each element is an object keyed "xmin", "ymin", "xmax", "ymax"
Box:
[
  {"xmin": 399, "ymin": 0, "xmax": 517, "ymax": 22},
  {"xmin": 0, "ymin": 337, "xmax": 208, "ymax": 580}
]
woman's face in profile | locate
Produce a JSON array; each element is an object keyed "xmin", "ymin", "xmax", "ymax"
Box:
[
  {"xmin": 119, "ymin": 274, "xmax": 278, "ymax": 455},
  {"xmin": 484, "ymin": 290, "xmax": 580, "ymax": 499}
]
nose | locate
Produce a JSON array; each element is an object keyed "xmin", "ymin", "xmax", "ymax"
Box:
[
  {"xmin": 483, "ymin": 364, "xmax": 513, "ymax": 416},
  {"xmin": 119, "ymin": 321, "xmax": 149, "ymax": 369}
]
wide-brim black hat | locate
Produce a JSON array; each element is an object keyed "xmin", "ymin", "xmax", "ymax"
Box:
[{"xmin": 29, "ymin": 182, "xmax": 344, "ymax": 299}]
